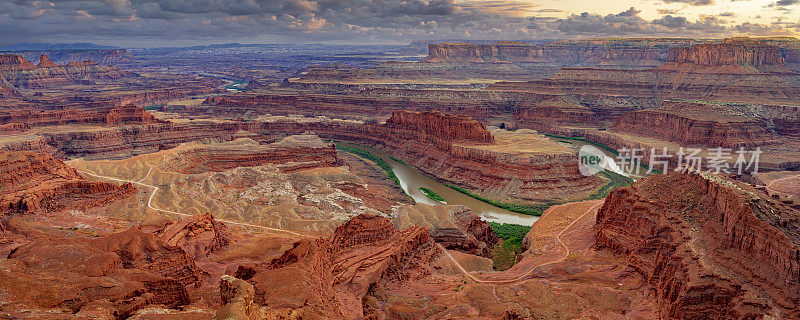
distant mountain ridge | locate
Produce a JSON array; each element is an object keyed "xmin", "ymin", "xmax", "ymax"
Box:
[{"xmin": 0, "ymin": 43, "xmax": 120, "ymax": 51}]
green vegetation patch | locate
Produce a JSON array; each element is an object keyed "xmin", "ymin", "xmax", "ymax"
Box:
[
  {"xmin": 589, "ymin": 170, "xmax": 634, "ymax": 200},
  {"xmin": 544, "ymin": 133, "xmax": 660, "ymax": 174},
  {"xmin": 446, "ymin": 184, "xmax": 554, "ymax": 216},
  {"xmin": 336, "ymin": 144, "xmax": 409, "ymax": 198},
  {"xmin": 388, "ymin": 156, "xmax": 408, "ymax": 165},
  {"xmin": 489, "ymin": 222, "xmax": 532, "ymax": 271},
  {"xmin": 419, "ymin": 187, "xmax": 445, "ymax": 202}
]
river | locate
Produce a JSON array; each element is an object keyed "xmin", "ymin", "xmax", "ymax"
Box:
[{"xmin": 337, "ymin": 142, "xmax": 540, "ymax": 226}]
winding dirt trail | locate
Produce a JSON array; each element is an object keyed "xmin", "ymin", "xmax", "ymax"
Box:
[
  {"xmin": 766, "ymin": 173, "xmax": 800, "ymax": 200},
  {"xmin": 79, "ymin": 167, "xmax": 313, "ymax": 238},
  {"xmin": 441, "ymin": 201, "xmax": 603, "ymax": 284}
]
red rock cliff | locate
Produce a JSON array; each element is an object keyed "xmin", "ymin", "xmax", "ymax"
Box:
[
  {"xmin": 238, "ymin": 214, "xmax": 438, "ymax": 319},
  {"xmin": 385, "ymin": 110, "xmax": 494, "ymax": 143},
  {"xmin": 612, "ymin": 101, "xmax": 779, "ymax": 148},
  {"xmin": 596, "ymin": 171, "xmax": 800, "ymax": 318},
  {"xmin": 663, "ymin": 38, "xmax": 792, "ymax": 73},
  {"xmin": 0, "ymin": 151, "xmax": 136, "ymax": 214}
]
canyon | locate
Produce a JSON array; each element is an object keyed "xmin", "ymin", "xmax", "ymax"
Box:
[
  {"xmin": 0, "ymin": 36, "xmax": 798, "ymax": 319},
  {"xmin": 0, "ymin": 54, "xmax": 130, "ymax": 89},
  {"xmin": 596, "ymin": 170, "xmax": 800, "ymax": 318}
]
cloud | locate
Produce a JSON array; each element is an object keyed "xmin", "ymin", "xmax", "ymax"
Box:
[
  {"xmin": 0, "ymin": 0, "xmax": 794, "ymax": 46},
  {"xmin": 663, "ymin": 0, "xmax": 714, "ymax": 5}
]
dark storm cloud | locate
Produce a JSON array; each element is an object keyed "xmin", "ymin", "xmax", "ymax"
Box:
[{"xmin": 0, "ymin": 0, "xmax": 793, "ymax": 46}]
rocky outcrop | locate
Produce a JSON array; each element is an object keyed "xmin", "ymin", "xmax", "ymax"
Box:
[
  {"xmin": 104, "ymin": 105, "xmax": 161, "ymax": 125},
  {"xmin": 160, "ymin": 135, "xmax": 337, "ymax": 174},
  {"xmin": 613, "ymin": 101, "xmax": 780, "ymax": 148},
  {"xmin": 385, "ymin": 110, "xmax": 494, "ymax": 143},
  {"xmin": 422, "ymin": 39, "xmax": 699, "ymax": 68},
  {"xmin": 159, "ymin": 212, "xmax": 230, "ymax": 257},
  {"xmin": 238, "ymin": 214, "xmax": 438, "ymax": 319},
  {"xmin": 596, "ymin": 171, "xmax": 800, "ymax": 319},
  {"xmin": 393, "ymin": 205, "xmax": 499, "ymax": 257},
  {"xmin": 37, "ymin": 54, "xmax": 57, "ymax": 68},
  {"xmin": 0, "ymin": 122, "xmax": 30, "ymax": 134},
  {"xmin": 215, "ymin": 275, "xmax": 264, "ymax": 320},
  {"xmin": 0, "ymin": 54, "xmax": 130, "ymax": 89},
  {"xmin": 662, "ymin": 38, "xmax": 791, "ymax": 73},
  {"xmin": 487, "ymin": 38, "xmax": 800, "ymax": 105},
  {"xmin": 6, "ymin": 225, "xmax": 204, "ymax": 317},
  {"xmin": 0, "ymin": 105, "xmax": 162, "ymax": 130},
  {"xmin": 0, "ymin": 151, "xmax": 136, "ymax": 214}
]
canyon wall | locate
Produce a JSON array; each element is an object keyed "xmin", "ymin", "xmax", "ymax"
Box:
[
  {"xmin": 0, "ymin": 151, "xmax": 136, "ymax": 214},
  {"xmin": 0, "ymin": 54, "xmax": 130, "ymax": 89},
  {"xmin": 421, "ymin": 39, "xmax": 699, "ymax": 68},
  {"xmin": 664, "ymin": 38, "xmax": 790, "ymax": 73},
  {"xmin": 20, "ymin": 110, "xmax": 602, "ymax": 204},
  {"xmin": 235, "ymin": 214, "xmax": 438, "ymax": 319},
  {"xmin": 385, "ymin": 110, "xmax": 494, "ymax": 143},
  {"xmin": 0, "ymin": 105, "xmax": 162, "ymax": 129},
  {"xmin": 10, "ymin": 49, "xmax": 135, "ymax": 66},
  {"xmin": 194, "ymin": 92, "xmax": 497, "ymax": 122},
  {"xmin": 613, "ymin": 101, "xmax": 780, "ymax": 148},
  {"xmin": 160, "ymin": 134, "xmax": 338, "ymax": 174},
  {"xmin": 596, "ymin": 171, "xmax": 800, "ymax": 318},
  {"xmin": 486, "ymin": 38, "xmax": 800, "ymax": 105}
]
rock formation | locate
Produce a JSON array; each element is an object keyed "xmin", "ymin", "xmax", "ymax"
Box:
[
  {"xmin": 385, "ymin": 110, "xmax": 494, "ymax": 143},
  {"xmin": 421, "ymin": 39, "xmax": 699, "ymax": 68},
  {"xmin": 160, "ymin": 135, "xmax": 338, "ymax": 174},
  {"xmin": 393, "ymin": 205, "xmax": 498, "ymax": 257},
  {"xmin": 159, "ymin": 212, "xmax": 231, "ymax": 257},
  {"xmin": 596, "ymin": 171, "xmax": 800, "ymax": 318},
  {"xmin": 7, "ymin": 111, "xmax": 601, "ymax": 204},
  {"xmin": 0, "ymin": 105, "xmax": 162, "ymax": 132},
  {"xmin": 487, "ymin": 38, "xmax": 800, "ymax": 105},
  {"xmin": 0, "ymin": 54, "xmax": 129, "ymax": 89},
  {"xmin": 237, "ymin": 214, "xmax": 439, "ymax": 319},
  {"xmin": 661, "ymin": 38, "xmax": 792, "ymax": 74},
  {"xmin": 215, "ymin": 275, "xmax": 265, "ymax": 320},
  {"xmin": 0, "ymin": 151, "xmax": 136, "ymax": 214},
  {"xmin": 613, "ymin": 101, "xmax": 780, "ymax": 148},
  {"xmin": 5, "ymin": 225, "xmax": 204, "ymax": 318}
]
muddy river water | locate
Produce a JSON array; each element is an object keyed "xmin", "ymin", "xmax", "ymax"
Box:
[
  {"xmin": 338, "ymin": 142, "xmax": 540, "ymax": 226},
  {"xmin": 340, "ymin": 136, "xmax": 625, "ymax": 226}
]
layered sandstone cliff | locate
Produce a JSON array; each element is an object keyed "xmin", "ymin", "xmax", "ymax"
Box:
[
  {"xmin": 236, "ymin": 214, "xmax": 439, "ymax": 319},
  {"xmin": 487, "ymin": 38, "xmax": 800, "ymax": 105},
  {"xmin": 596, "ymin": 171, "xmax": 800, "ymax": 318},
  {"xmin": 613, "ymin": 101, "xmax": 780, "ymax": 148},
  {"xmin": 0, "ymin": 54, "xmax": 130, "ymax": 88},
  {"xmin": 0, "ymin": 151, "xmax": 135, "ymax": 214},
  {"xmin": 422, "ymin": 39, "xmax": 698, "ymax": 68},
  {"xmin": 661, "ymin": 38, "xmax": 792, "ymax": 74},
  {"xmin": 385, "ymin": 110, "xmax": 494, "ymax": 143},
  {"xmin": 6, "ymin": 225, "xmax": 205, "ymax": 317},
  {"xmin": 160, "ymin": 135, "xmax": 337, "ymax": 174},
  {"xmin": 393, "ymin": 205, "xmax": 498, "ymax": 257},
  {"xmin": 0, "ymin": 105, "xmax": 162, "ymax": 130}
]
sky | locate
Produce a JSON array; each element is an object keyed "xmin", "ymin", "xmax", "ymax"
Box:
[{"xmin": 0, "ymin": 0, "xmax": 797, "ymax": 47}]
